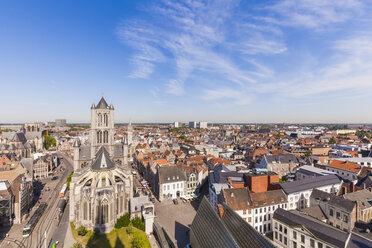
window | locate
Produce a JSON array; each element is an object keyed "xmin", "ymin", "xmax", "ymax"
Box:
[
  {"xmin": 293, "ymin": 230, "xmax": 297, "ymax": 239},
  {"xmin": 167, "ymin": 185, "xmax": 170, "ymax": 190},
  {"xmin": 301, "ymin": 234, "xmax": 305, "ymax": 243},
  {"xmin": 275, "ymin": 222, "xmax": 278, "ymax": 229},
  {"xmin": 284, "ymin": 237, "xmax": 287, "ymax": 245},
  {"xmin": 329, "ymin": 208, "xmax": 333, "ymax": 216},
  {"xmin": 275, "ymin": 231, "xmax": 278, "ymax": 240},
  {"xmin": 336, "ymin": 212, "xmax": 341, "ymax": 220},
  {"xmin": 255, "ymin": 217, "xmax": 258, "ymax": 223},
  {"xmin": 293, "ymin": 241, "xmax": 297, "ymax": 248},
  {"xmin": 279, "ymin": 234, "xmax": 282, "ymax": 242},
  {"xmin": 260, "ymin": 208, "xmax": 262, "ymax": 213},
  {"xmin": 163, "ymin": 185, "xmax": 166, "ymax": 191},
  {"xmin": 279, "ymin": 224, "xmax": 282, "ymax": 232},
  {"xmin": 318, "ymin": 242, "xmax": 323, "ymax": 248},
  {"xmin": 243, "ymin": 210, "xmax": 247, "ymax": 215},
  {"xmin": 260, "ymin": 216, "xmax": 262, "ymax": 222},
  {"xmin": 343, "ymin": 215, "xmax": 348, "ymax": 223},
  {"xmin": 310, "ymin": 239, "xmax": 315, "ymax": 248},
  {"xmin": 284, "ymin": 227, "xmax": 287, "ymax": 234},
  {"xmin": 173, "ymin": 184, "xmax": 175, "ymax": 189},
  {"xmin": 255, "ymin": 209, "xmax": 258, "ymax": 214},
  {"xmin": 248, "ymin": 217, "xmax": 251, "ymax": 222},
  {"xmin": 264, "ymin": 215, "xmax": 266, "ymax": 221}
]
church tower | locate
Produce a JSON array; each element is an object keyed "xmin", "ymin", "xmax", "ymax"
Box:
[{"xmin": 90, "ymin": 97, "xmax": 115, "ymax": 157}]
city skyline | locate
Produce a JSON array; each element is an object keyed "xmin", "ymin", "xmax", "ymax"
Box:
[{"xmin": 1, "ymin": 0, "xmax": 372, "ymax": 123}]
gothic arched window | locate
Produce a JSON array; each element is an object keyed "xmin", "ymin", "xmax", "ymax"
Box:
[
  {"xmin": 102, "ymin": 199, "xmax": 109, "ymax": 224},
  {"xmin": 83, "ymin": 201, "xmax": 88, "ymax": 220}
]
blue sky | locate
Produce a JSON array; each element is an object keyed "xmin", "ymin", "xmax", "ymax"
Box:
[{"xmin": 1, "ymin": 0, "xmax": 372, "ymax": 123}]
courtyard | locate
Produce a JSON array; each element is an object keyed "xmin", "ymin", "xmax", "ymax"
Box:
[{"xmin": 154, "ymin": 198, "xmax": 200, "ymax": 248}]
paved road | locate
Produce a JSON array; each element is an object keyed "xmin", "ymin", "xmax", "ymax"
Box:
[
  {"xmin": 0, "ymin": 152, "xmax": 73, "ymax": 248},
  {"xmin": 49, "ymin": 153, "xmax": 73, "ymax": 247}
]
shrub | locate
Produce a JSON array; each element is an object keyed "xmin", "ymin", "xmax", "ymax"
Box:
[
  {"xmin": 127, "ymin": 222, "xmax": 133, "ymax": 234},
  {"xmin": 77, "ymin": 226, "xmax": 88, "ymax": 236},
  {"xmin": 131, "ymin": 217, "xmax": 145, "ymax": 231},
  {"xmin": 72, "ymin": 243, "xmax": 82, "ymax": 248},
  {"xmin": 115, "ymin": 213, "xmax": 130, "ymax": 229},
  {"xmin": 132, "ymin": 235, "xmax": 145, "ymax": 248}
]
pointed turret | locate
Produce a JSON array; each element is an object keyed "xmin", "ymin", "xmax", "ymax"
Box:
[{"xmin": 96, "ymin": 97, "xmax": 109, "ymax": 109}]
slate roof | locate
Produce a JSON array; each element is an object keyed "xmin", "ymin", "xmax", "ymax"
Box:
[
  {"xmin": 274, "ymin": 208, "xmax": 349, "ymax": 248},
  {"xmin": 96, "ymin": 97, "xmax": 109, "ymax": 109},
  {"xmin": 343, "ymin": 189, "xmax": 372, "ymax": 211},
  {"xmin": 79, "ymin": 146, "xmax": 91, "ymax": 160},
  {"xmin": 311, "ymin": 188, "xmax": 355, "ymax": 213},
  {"xmin": 221, "ymin": 204, "xmax": 275, "ymax": 248},
  {"xmin": 158, "ymin": 165, "xmax": 186, "ymax": 184},
  {"xmin": 301, "ymin": 205, "xmax": 327, "ymax": 221},
  {"xmin": 346, "ymin": 233, "xmax": 372, "ymax": 248},
  {"xmin": 265, "ymin": 154, "xmax": 300, "ymax": 164},
  {"xmin": 91, "ymin": 146, "xmax": 115, "ymax": 171},
  {"xmin": 280, "ymin": 174, "xmax": 342, "ymax": 194},
  {"xmin": 190, "ymin": 197, "xmax": 275, "ymax": 248}
]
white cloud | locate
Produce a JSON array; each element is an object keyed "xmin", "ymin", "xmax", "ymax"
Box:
[
  {"xmin": 117, "ymin": 0, "xmax": 286, "ymax": 101},
  {"xmin": 264, "ymin": 0, "xmax": 362, "ymax": 29},
  {"xmin": 117, "ymin": 0, "xmax": 372, "ymax": 106}
]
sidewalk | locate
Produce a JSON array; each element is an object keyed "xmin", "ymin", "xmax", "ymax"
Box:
[
  {"xmin": 148, "ymin": 234, "xmax": 159, "ymax": 248},
  {"xmin": 62, "ymin": 223, "xmax": 76, "ymax": 248}
]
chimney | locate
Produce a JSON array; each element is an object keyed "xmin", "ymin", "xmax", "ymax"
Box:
[{"xmin": 217, "ymin": 204, "xmax": 225, "ymax": 218}]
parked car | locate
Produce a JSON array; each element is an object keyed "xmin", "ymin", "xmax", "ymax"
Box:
[
  {"xmin": 51, "ymin": 176, "xmax": 58, "ymax": 180},
  {"xmin": 173, "ymin": 199, "xmax": 178, "ymax": 205}
]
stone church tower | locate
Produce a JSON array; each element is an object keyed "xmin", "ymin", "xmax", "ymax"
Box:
[{"xmin": 69, "ymin": 98, "xmax": 133, "ymax": 233}]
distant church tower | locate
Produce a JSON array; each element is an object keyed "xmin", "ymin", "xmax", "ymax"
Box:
[{"xmin": 128, "ymin": 120, "xmax": 133, "ymax": 145}]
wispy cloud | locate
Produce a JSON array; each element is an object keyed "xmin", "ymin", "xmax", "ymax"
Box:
[
  {"xmin": 117, "ymin": 0, "xmax": 286, "ymax": 98},
  {"xmin": 263, "ymin": 0, "xmax": 362, "ymax": 29},
  {"xmin": 117, "ymin": 0, "xmax": 371, "ymax": 105}
]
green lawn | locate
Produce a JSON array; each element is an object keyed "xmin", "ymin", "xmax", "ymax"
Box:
[{"xmin": 86, "ymin": 227, "xmax": 151, "ymax": 248}]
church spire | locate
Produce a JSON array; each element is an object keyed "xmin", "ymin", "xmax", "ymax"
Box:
[{"xmin": 96, "ymin": 97, "xmax": 109, "ymax": 109}]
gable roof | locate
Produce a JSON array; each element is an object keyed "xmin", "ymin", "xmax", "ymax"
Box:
[
  {"xmin": 274, "ymin": 208, "xmax": 349, "ymax": 248},
  {"xmin": 158, "ymin": 165, "xmax": 186, "ymax": 184},
  {"xmin": 91, "ymin": 146, "xmax": 115, "ymax": 171},
  {"xmin": 311, "ymin": 188, "xmax": 355, "ymax": 213},
  {"xmin": 280, "ymin": 174, "xmax": 342, "ymax": 194},
  {"xmin": 190, "ymin": 197, "xmax": 275, "ymax": 248}
]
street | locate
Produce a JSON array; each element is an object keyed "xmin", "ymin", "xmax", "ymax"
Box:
[{"xmin": 0, "ymin": 152, "xmax": 73, "ymax": 248}]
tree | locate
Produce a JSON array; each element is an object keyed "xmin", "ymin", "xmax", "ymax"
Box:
[
  {"xmin": 304, "ymin": 150, "xmax": 311, "ymax": 158},
  {"xmin": 329, "ymin": 137, "xmax": 337, "ymax": 144},
  {"xmin": 131, "ymin": 217, "xmax": 145, "ymax": 231},
  {"xmin": 44, "ymin": 135, "xmax": 56, "ymax": 149},
  {"xmin": 77, "ymin": 226, "xmax": 87, "ymax": 236},
  {"xmin": 71, "ymin": 243, "xmax": 82, "ymax": 248},
  {"xmin": 115, "ymin": 213, "xmax": 130, "ymax": 228},
  {"xmin": 132, "ymin": 235, "xmax": 145, "ymax": 248}
]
